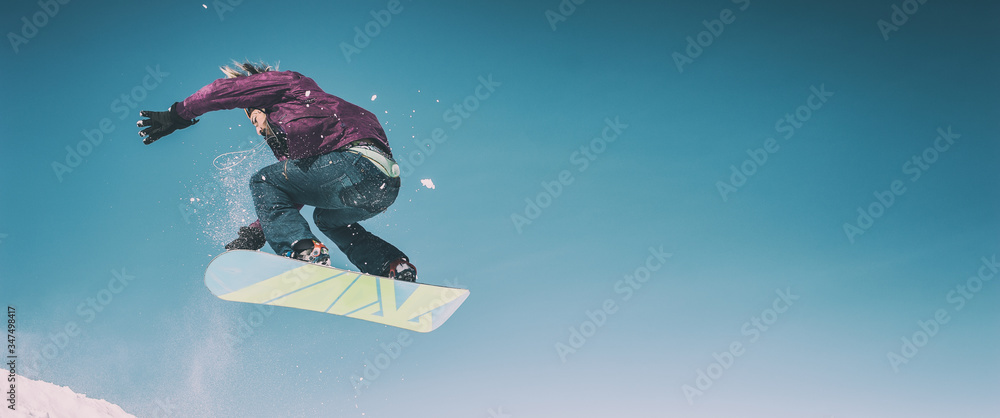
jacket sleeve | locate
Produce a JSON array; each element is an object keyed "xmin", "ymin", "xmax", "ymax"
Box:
[{"xmin": 174, "ymin": 71, "xmax": 296, "ymax": 120}]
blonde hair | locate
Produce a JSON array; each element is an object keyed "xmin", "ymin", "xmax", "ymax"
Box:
[{"xmin": 219, "ymin": 60, "xmax": 279, "ymax": 78}]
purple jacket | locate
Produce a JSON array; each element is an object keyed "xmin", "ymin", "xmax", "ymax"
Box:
[{"xmin": 175, "ymin": 71, "xmax": 390, "ymax": 160}]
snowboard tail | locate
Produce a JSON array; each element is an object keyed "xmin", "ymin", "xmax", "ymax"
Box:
[{"xmin": 205, "ymin": 250, "xmax": 469, "ymax": 332}]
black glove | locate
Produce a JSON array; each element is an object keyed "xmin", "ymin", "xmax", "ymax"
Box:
[
  {"xmin": 225, "ymin": 226, "xmax": 266, "ymax": 251},
  {"xmin": 137, "ymin": 103, "xmax": 198, "ymax": 145}
]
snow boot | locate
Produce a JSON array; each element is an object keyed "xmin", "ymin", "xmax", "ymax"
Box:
[
  {"xmin": 385, "ymin": 257, "xmax": 417, "ymax": 282},
  {"xmin": 285, "ymin": 239, "xmax": 331, "ymax": 266}
]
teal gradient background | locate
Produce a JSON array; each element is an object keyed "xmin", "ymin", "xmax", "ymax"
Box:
[{"xmin": 1, "ymin": 0, "xmax": 997, "ymax": 417}]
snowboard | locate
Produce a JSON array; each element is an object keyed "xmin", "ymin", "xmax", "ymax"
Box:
[{"xmin": 204, "ymin": 250, "xmax": 469, "ymax": 332}]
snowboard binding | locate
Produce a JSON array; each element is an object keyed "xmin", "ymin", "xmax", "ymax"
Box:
[
  {"xmin": 285, "ymin": 239, "xmax": 331, "ymax": 267},
  {"xmin": 386, "ymin": 257, "xmax": 417, "ymax": 283}
]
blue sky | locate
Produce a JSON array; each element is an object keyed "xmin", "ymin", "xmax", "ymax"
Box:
[{"xmin": 1, "ymin": 0, "xmax": 998, "ymax": 417}]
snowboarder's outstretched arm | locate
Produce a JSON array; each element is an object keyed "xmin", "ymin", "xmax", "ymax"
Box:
[
  {"xmin": 172, "ymin": 71, "xmax": 295, "ymax": 120},
  {"xmin": 136, "ymin": 71, "xmax": 295, "ymax": 144}
]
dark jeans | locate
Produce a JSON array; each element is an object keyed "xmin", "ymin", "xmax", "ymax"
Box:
[{"xmin": 249, "ymin": 150, "xmax": 405, "ymax": 275}]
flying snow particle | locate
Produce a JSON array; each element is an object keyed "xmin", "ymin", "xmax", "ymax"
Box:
[
  {"xmin": 420, "ymin": 179, "xmax": 436, "ymax": 189},
  {"xmin": 371, "ymin": 94, "xmax": 377, "ymax": 101}
]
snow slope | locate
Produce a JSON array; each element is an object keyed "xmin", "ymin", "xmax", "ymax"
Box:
[{"xmin": 6, "ymin": 375, "xmax": 134, "ymax": 418}]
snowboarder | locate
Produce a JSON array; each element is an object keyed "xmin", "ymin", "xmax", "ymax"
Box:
[{"xmin": 138, "ymin": 61, "xmax": 417, "ymax": 282}]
